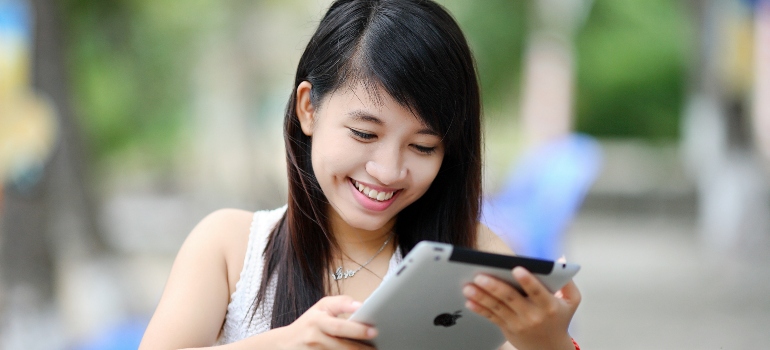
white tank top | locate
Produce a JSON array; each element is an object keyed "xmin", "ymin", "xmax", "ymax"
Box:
[{"xmin": 216, "ymin": 206, "xmax": 403, "ymax": 345}]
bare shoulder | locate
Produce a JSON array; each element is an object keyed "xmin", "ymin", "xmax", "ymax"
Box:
[
  {"xmin": 187, "ymin": 208, "xmax": 253, "ymax": 261},
  {"xmin": 139, "ymin": 208, "xmax": 254, "ymax": 349},
  {"xmin": 194, "ymin": 209, "xmax": 254, "ymax": 292},
  {"xmin": 475, "ymin": 222, "xmax": 514, "ymax": 255},
  {"xmin": 192, "ymin": 208, "xmax": 254, "ymax": 239}
]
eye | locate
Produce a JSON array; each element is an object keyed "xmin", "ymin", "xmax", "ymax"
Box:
[
  {"xmin": 349, "ymin": 128, "xmax": 376, "ymax": 140},
  {"xmin": 412, "ymin": 144, "xmax": 437, "ymax": 155}
]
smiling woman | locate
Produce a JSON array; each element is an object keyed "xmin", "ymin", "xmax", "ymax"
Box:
[{"xmin": 138, "ymin": 1, "xmax": 581, "ymax": 349}]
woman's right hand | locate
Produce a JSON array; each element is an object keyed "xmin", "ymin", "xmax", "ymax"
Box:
[{"xmin": 274, "ymin": 295, "xmax": 378, "ymax": 350}]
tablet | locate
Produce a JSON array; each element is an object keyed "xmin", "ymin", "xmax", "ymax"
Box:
[{"xmin": 348, "ymin": 241, "xmax": 580, "ymax": 350}]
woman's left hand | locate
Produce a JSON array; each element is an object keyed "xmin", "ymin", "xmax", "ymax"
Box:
[{"xmin": 462, "ymin": 266, "xmax": 581, "ymax": 350}]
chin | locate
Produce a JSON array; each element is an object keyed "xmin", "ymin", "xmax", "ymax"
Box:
[
  {"xmin": 337, "ymin": 208, "xmax": 396, "ymax": 232},
  {"xmin": 347, "ymin": 216, "xmax": 392, "ymax": 232}
]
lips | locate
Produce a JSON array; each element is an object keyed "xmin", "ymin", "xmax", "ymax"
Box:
[
  {"xmin": 347, "ymin": 178, "xmax": 401, "ymax": 212},
  {"xmin": 351, "ymin": 179, "xmax": 397, "ymax": 202}
]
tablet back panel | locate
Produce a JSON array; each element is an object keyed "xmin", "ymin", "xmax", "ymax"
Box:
[{"xmin": 349, "ymin": 241, "xmax": 580, "ymax": 350}]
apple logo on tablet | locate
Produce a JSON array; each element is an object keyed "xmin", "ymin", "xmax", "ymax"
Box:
[{"xmin": 434, "ymin": 310, "xmax": 462, "ymax": 327}]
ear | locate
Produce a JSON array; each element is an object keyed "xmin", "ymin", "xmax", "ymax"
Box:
[{"xmin": 296, "ymin": 81, "xmax": 315, "ymax": 136}]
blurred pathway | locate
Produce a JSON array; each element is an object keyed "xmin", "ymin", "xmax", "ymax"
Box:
[{"xmin": 568, "ymin": 201, "xmax": 770, "ymax": 349}]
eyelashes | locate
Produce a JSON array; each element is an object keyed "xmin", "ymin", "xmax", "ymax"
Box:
[
  {"xmin": 412, "ymin": 145, "xmax": 436, "ymax": 155},
  {"xmin": 349, "ymin": 128, "xmax": 375, "ymax": 140}
]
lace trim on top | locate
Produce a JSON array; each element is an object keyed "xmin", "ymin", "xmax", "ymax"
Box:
[{"xmin": 216, "ymin": 206, "xmax": 285, "ymax": 345}]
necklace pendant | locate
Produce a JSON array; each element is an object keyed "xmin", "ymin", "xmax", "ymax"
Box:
[
  {"xmin": 332, "ymin": 267, "xmax": 357, "ymax": 280},
  {"xmin": 330, "ymin": 233, "xmax": 393, "ymax": 281}
]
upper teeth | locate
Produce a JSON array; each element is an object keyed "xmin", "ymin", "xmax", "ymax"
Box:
[{"xmin": 355, "ymin": 181, "xmax": 395, "ymax": 201}]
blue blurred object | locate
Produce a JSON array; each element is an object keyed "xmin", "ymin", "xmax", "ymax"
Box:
[
  {"xmin": 72, "ymin": 318, "xmax": 148, "ymax": 350},
  {"xmin": 0, "ymin": 0, "xmax": 31, "ymax": 39},
  {"xmin": 742, "ymin": 0, "xmax": 761, "ymax": 10},
  {"xmin": 481, "ymin": 134, "xmax": 602, "ymax": 260}
]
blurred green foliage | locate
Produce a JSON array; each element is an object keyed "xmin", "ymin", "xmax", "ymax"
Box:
[
  {"xmin": 575, "ymin": 0, "xmax": 694, "ymax": 140},
  {"xmin": 61, "ymin": 0, "xmax": 692, "ymax": 166},
  {"xmin": 62, "ymin": 0, "xmax": 206, "ymax": 167},
  {"xmin": 440, "ymin": 0, "xmax": 528, "ymax": 114}
]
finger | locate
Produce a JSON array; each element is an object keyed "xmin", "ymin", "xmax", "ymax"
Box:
[
  {"xmin": 462, "ymin": 280, "xmax": 517, "ymax": 322},
  {"xmin": 512, "ymin": 267, "xmax": 556, "ymax": 308},
  {"xmin": 339, "ymin": 337, "xmax": 378, "ymax": 350},
  {"xmin": 469, "ymin": 275, "xmax": 521, "ymax": 313},
  {"xmin": 558, "ymin": 279, "xmax": 582, "ymax": 307},
  {"xmin": 309, "ymin": 332, "xmax": 376, "ymax": 350},
  {"xmin": 318, "ymin": 316, "xmax": 378, "ymax": 341},
  {"xmin": 316, "ymin": 295, "xmax": 363, "ymax": 317},
  {"xmin": 464, "ymin": 293, "xmax": 512, "ymax": 330}
]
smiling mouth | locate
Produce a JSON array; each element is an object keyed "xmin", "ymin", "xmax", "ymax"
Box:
[{"xmin": 351, "ymin": 179, "xmax": 397, "ymax": 202}]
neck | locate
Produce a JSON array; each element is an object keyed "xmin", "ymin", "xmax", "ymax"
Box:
[{"xmin": 328, "ymin": 208, "xmax": 395, "ymax": 261}]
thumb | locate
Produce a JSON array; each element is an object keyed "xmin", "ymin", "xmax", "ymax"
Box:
[{"xmin": 557, "ymin": 280, "xmax": 581, "ymax": 308}]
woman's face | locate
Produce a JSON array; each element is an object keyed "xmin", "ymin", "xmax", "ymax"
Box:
[{"xmin": 296, "ymin": 81, "xmax": 444, "ymax": 233}]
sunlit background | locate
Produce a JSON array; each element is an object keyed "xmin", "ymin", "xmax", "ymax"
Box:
[{"xmin": 1, "ymin": 0, "xmax": 769, "ymax": 349}]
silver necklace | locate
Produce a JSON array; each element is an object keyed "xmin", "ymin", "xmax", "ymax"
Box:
[{"xmin": 332, "ymin": 234, "xmax": 393, "ymax": 281}]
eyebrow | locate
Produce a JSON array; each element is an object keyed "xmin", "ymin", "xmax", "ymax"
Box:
[{"xmin": 347, "ymin": 110, "xmax": 439, "ymax": 136}]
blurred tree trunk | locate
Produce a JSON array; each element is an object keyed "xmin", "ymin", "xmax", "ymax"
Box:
[
  {"xmin": 1, "ymin": 0, "xmax": 105, "ymax": 304},
  {"xmin": 681, "ymin": 0, "xmax": 770, "ymax": 252}
]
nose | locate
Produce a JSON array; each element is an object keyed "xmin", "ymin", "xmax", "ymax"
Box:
[{"xmin": 366, "ymin": 150, "xmax": 407, "ymax": 185}]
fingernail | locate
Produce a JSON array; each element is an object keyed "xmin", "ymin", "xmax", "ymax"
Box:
[
  {"xmin": 367, "ymin": 328, "xmax": 378, "ymax": 338},
  {"xmin": 463, "ymin": 285, "xmax": 475, "ymax": 296},
  {"xmin": 351, "ymin": 301, "xmax": 362, "ymax": 308},
  {"xmin": 513, "ymin": 266, "xmax": 527, "ymax": 278},
  {"xmin": 474, "ymin": 275, "xmax": 490, "ymax": 286}
]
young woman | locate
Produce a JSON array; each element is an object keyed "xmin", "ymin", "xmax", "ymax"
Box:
[{"xmin": 139, "ymin": 0, "xmax": 581, "ymax": 349}]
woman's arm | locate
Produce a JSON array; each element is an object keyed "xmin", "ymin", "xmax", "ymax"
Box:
[
  {"xmin": 476, "ymin": 222, "xmax": 515, "ymax": 255},
  {"xmin": 139, "ymin": 209, "xmax": 379, "ymax": 350},
  {"xmin": 170, "ymin": 295, "xmax": 378, "ymax": 350},
  {"xmin": 139, "ymin": 209, "xmax": 252, "ymax": 349}
]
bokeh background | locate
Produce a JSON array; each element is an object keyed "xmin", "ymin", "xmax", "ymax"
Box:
[{"xmin": 1, "ymin": 0, "xmax": 769, "ymax": 349}]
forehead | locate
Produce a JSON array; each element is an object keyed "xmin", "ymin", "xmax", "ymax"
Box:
[{"xmin": 322, "ymin": 83, "xmax": 435, "ymax": 132}]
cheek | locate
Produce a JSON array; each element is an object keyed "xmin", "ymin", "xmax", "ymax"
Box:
[
  {"xmin": 411, "ymin": 156, "xmax": 443, "ymax": 192},
  {"xmin": 310, "ymin": 134, "xmax": 362, "ymax": 179}
]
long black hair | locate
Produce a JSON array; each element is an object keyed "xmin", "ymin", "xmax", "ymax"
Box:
[{"xmin": 254, "ymin": 0, "xmax": 483, "ymax": 328}]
